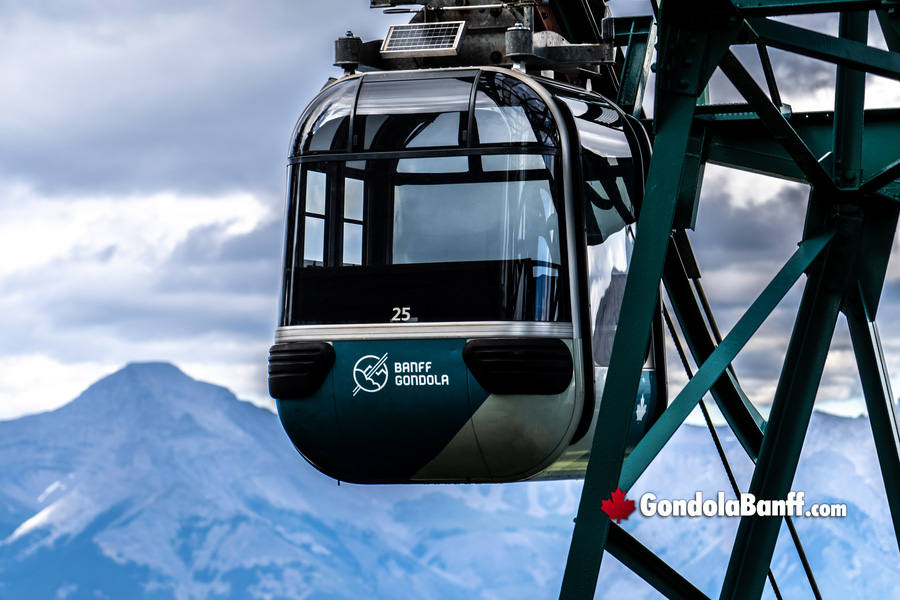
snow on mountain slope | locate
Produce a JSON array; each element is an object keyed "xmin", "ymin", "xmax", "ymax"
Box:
[
  {"xmin": 0, "ymin": 363, "xmax": 579, "ymax": 599},
  {"xmin": 0, "ymin": 362, "xmax": 897, "ymax": 599}
]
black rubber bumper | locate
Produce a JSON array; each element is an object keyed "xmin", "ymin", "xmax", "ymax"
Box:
[
  {"xmin": 268, "ymin": 342, "xmax": 335, "ymax": 400},
  {"xmin": 462, "ymin": 338, "xmax": 573, "ymax": 395}
]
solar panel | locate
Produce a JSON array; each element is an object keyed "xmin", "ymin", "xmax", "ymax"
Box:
[{"xmin": 381, "ymin": 22, "xmax": 467, "ymax": 58}]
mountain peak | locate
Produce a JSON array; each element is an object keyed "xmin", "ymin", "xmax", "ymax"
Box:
[
  {"xmin": 112, "ymin": 361, "xmax": 190, "ymax": 383},
  {"xmin": 120, "ymin": 361, "xmax": 185, "ymax": 375},
  {"xmin": 84, "ymin": 361, "xmax": 194, "ymax": 401},
  {"xmin": 55, "ymin": 361, "xmax": 241, "ymax": 428}
]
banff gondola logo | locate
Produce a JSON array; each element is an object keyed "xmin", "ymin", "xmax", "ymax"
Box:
[
  {"xmin": 352, "ymin": 352, "xmax": 452, "ymax": 396},
  {"xmin": 352, "ymin": 353, "xmax": 390, "ymax": 396}
]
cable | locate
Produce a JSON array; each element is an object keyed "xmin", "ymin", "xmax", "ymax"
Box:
[
  {"xmin": 665, "ymin": 230, "xmax": 824, "ymax": 598},
  {"xmin": 785, "ymin": 516, "xmax": 823, "ymax": 600}
]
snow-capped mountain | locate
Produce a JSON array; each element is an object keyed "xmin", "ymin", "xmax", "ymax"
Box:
[{"xmin": 0, "ymin": 363, "xmax": 896, "ymax": 599}]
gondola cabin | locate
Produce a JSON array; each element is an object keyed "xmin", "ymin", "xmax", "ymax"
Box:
[{"xmin": 269, "ymin": 66, "xmax": 666, "ymax": 483}]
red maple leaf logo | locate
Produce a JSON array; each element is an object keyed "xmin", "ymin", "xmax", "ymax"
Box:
[{"xmin": 601, "ymin": 488, "xmax": 636, "ymax": 523}]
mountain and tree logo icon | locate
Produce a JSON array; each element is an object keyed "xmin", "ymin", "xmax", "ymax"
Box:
[{"xmin": 352, "ymin": 353, "xmax": 390, "ymax": 396}]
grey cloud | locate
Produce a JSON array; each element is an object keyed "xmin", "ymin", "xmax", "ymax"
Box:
[
  {"xmin": 768, "ymin": 48, "xmax": 836, "ymax": 99},
  {"xmin": 1, "ymin": 1, "xmax": 399, "ymax": 200},
  {"xmin": 159, "ymin": 218, "xmax": 283, "ymax": 295},
  {"xmin": 219, "ymin": 221, "xmax": 284, "ymax": 262},
  {"xmin": 0, "ymin": 2, "xmax": 399, "ymax": 402},
  {"xmin": 691, "ymin": 182, "xmax": 808, "ymax": 276},
  {"xmin": 167, "ymin": 222, "xmax": 265, "ymax": 265},
  {"xmin": 49, "ymin": 291, "xmax": 276, "ymax": 342},
  {"xmin": 12, "ymin": 248, "xmax": 279, "ymax": 349},
  {"xmin": 0, "ymin": 215, "xmax": 283, "ymax": 355}
]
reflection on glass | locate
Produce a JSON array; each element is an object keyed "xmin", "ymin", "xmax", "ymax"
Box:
[
  {"xmin": 304, "ymin": 216, "xmax": 324, "ymax": 264},
  {"xmin": 475, "ymin": 103, "xmax": 539, "ymax": 144},
  {"xmin": 362, "ymin": 111, "xmax": 463, "ymax": 150},
  {"xmin": 362, "ymin": 115, "xmax": 388, "ymax": 149},
  {"xmin": 397, "ymin": 156, "xmax": 468, "ymax": 173},
  {"xmin": 394, "ymin": 182, "xmax": 505, "ymax": 264},
  {"xmin": 345, "ymin": 178, "xmax": 364, "ymax": 220},
  {"xmin": 583, "ymin": 156, "xmax": 635, "ymax": 244},
  {"xmin": 475, "ymin": 71, "xmax": 558, "ymax": 147},
  {"xmin": 306, "ymin": 170, "xmax": 326, "ymax": 215},
  {"xmin": 357, "ymin": 78, "xmax": 472, "ymax": 115},
  {"xmin": 589, "ymin": 227, "xmax": 631, "ymax": 366},
  {"xmin": 296, "ymin": 79, "xmax": 357, "ymax": 154},
  {"xmin": 358, "ymin": 77, "xmax": 472, "ymax": 151},
  {"xmin": 482, "ymin": 153, "xmax": 548, "ymax": 172},
  {"xmin": 560, "ymin": 97, "xmax": 621, "ymax": 127},
  {"xmin": 405, "ymin": 112, "xmax": 460, "ymax": 148},
  {"xmin": 392, "ymin": 176, "xmax": 558, "ymax": 266},
  {"xmin": 343, "ymin": 222, "xmax": 362, "ymax": 265}
]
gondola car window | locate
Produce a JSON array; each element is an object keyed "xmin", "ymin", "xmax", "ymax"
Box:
[
  {"xmin": 556, "ymin": 96, "xmax": 636, "ymax": 246},
  {"xmin": 474, "ymin": 96, "xmax": 538, "ymax": 145},
  {"xmin": 288, "ymin": 152, "xmax": 567, "ymax": 324},
  {"xmin": 481, "ymin": 153, "xmax": 550, "ymax": 172},
  {"xmin": 392, "ymin": 166, "xmax": 558, "ymax": 266},
  {"xmin": 343, "ymin": 176, "xmax": 364, "ymax": 266},
  {"xmin": 303, "ymin": 169, "xmax": 327, "ymax": 266},
  {"xmin": 405, "ymin": 112, "xmax": 460, "ymax": 148}
]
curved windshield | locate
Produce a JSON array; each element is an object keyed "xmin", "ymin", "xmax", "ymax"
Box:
[
  {"xmin": 291, "ymin": 78, "xmax": 359, "ymax": 155},
  {"xmin": 282, "ymin": 152, "xmax": 569, "ymax": 325}
]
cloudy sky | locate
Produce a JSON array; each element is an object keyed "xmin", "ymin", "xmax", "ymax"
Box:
[{"xmin": 1, "ymin": 1, "xmax": 898, "ymax": 422}]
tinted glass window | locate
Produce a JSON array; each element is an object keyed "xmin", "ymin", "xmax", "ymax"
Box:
[
  {"xmin": 393, "ymin": 172, "xmax": 559, "ymax": 267},
  {"xmin": 589, "ymin": 228, "xmax": 631, "ymax": 366},
  {"xmin": 285, "ymin": 153, "xmax": 568, "ymax": 324}
]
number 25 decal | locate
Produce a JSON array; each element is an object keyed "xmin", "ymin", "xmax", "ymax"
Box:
[{"xmin": 391, "ymin": 307, "xmax": 411, "ymax": 322}]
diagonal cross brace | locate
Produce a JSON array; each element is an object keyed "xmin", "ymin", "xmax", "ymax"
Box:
[
  {"xmin": 746, "ymin": 16, "xmax": 900, "ymax": 79},
  {"xmin": 846, "ymin": 284, "xmax": 900, "ymax": 554},
  {"xmin": 606, "ymin": 523, "xmax": 711, "ymax": 599},
  {"xmin": 719, "ymin": 51, "xmax": 836, "ymax": 190},
  {"xmin": 561, "ymin": 8, "xmax": 743, "ymax": 597},
  {"xmin": 619, "ymin": 231, "xmax": 834, "ymax": 492}
]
